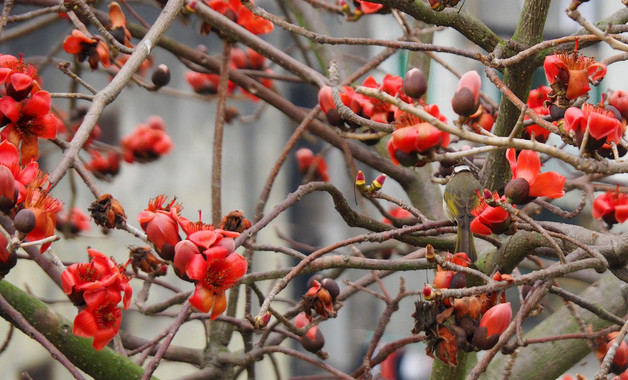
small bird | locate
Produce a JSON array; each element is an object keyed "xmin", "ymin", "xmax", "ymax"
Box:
[{"xmin": 443, "ymin": 165, "xmax": 481, "ymax": 262}]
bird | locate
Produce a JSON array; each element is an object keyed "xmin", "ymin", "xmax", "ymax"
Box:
[{"xmin": 443, "ymin": 165, "xmax": 481, "ymax": 262}]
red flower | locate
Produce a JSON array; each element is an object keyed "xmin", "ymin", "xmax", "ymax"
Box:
[
  {"xmin": 506, "ymin": 148, "xmax": 565, "ymax": 199},
  {"xmin": 295, "ymin": 148, "xmax": 330, "ymax": 182},
  {"xmin": 85, "ymin": 149, "xmax": 121, "ymax": 178},
  {"xmin": 73, "ymin": 300, "xmax": 122, "ymax": 350},
  {"xmin": 564, "ymin": 103, "xmax": 624, "ymax": 147},
  {"xmin": 56, "ymin": 207, "xmax": 91, "ymax": 236},
  {"xmin": 121, "ymin": 116, "xmax": 173, "ymax": 163},
  {"xmin": 61, "ymin": 248, "xmax": 132, "ymax": 309},
  {"xmin": 63, "ymin": 29, "xmax": 111, "ymax": 70},
  {"xmin": 137, "ymin": 195, "xmax": 182, "ymax": 260},
  {"xmin": 592, "ymin": 189, "xmax": 628, "ymax": 226},
  {"xmin": 186, "ymin": 249, "xmax": 247, "ymax": 318},
  {"xmin": 0, "ymin": 140, "xmax": 38, "ymax": 202},
  {"xmin": 21, "ymin": 173, "xmax": 63, "ymax": 252},
  {"xmin": 528, "ymin": 85, "xmax": 551, "ymax": 109},
  {"xmin": 0, "ymin": 91, "xmax": 62, "ymax": 164},
  {"xmin": 108, "ymin": 2, "xmax": 132, "ymax": 47},
  {"xmin": 0, "ymin": 54, "xmax": 41, "ymax": 101},
  {"xmin": 471, "ymin": 192, "xmax": 511, "ymax": 235},
  {"xmin": 544, "ymin": 51, "xmax": 606, "ymax": 100},
  {"xmin": 204, "ymin": 0, "xmax": 273, "ymax": 35},
  {"xmin": 387, "ymin": 106, "xmax": 450, "ymax": 163}
]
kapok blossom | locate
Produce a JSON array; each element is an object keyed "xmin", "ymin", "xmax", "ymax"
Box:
[
  {"xmin": 0, "ymin": 90, "xmax": 62, "ymax": 164},
  {"xmin": 544, "ymin": 50, "xmax": 606, "ymax": 100},
  {"xmin": 505, "ymin": 148, "xmax": 565, "ymax": 200},
  {"xmin": 387, "ymin": 104, "xmax": 449, "ymax": 164},
  {"xmin": 0, "ymin": 140, "xmax": 37, "ymax": 203},
  {"xmin": 185, "ymin": 248, "xmax": 247, "ymax": 318},
  {"xmin": 202, "ymin": 0, "xmax": 274, "ymax": 35},
  {"xmin": 295, "ymin": 148, "xmax": 330, "ymax": 182},
  {"xmin": 61, "ymin": 248, "xmax": 132, "ymax": 308},
  {"xmin": 0, "ymin": 54, "xmax": 41, "ymax": 101},
  {"xmin": 63, "ymin": 29, "xmax": 111, "ymax": 70},
  {"xmin": 137, "ymin": 195, "xmax": 182, "ymax": 260},
  {"xmin": 63, "ymin": 248, "xmax": 132, "ymax": 350},
  {"xmin": 470, "ymin": 191, "xmax": 511, "ymax": 236},
  {"xmin": 121, "ymin": 116, "xmax": 173, "ymax": 163},
  {"xmin": 108, "ymin": 2, "xmax": 132, "ymax": 47},
  {"xmin": 55, "ymin": 207, "xmax": 91, "ymax": 236},
  {"xmin": 592, "ymin": 189, "xmax": 628, "ymax": 226},
  {"xmin": 451, "ymin": 70, "xmax": 481, "ymax": 117},
  {"xmin": 610, "ymin": 90, "xmax": 628, "ymax": 120},
  {"xmin": 21, "ymin": 173, "xmax": 63, "ymax": 252},
  {"xmin": 564, "ymin": 103, "xmax": 624, "ymax": 148},
  {"xmin": 353, "ymin": 0, "xmax": 384, "ymax": 14},
  {"xmin": 85, "ymin": 149, "xmax": 121, "ymax": 179}
]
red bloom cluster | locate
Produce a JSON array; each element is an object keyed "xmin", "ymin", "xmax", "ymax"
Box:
[
  {"xmin": 592, "ymin": 189, "xmax": 628, "ymax": 227},
  {"xmin": 121, "ymin": 116, "xmax": 173, "ymax": 163},
  {"xmin": 387, "ymin": 104, "xmax": 449, "ymax": 165},
  {"xmin": 62, "ymin": 248, "xmax": 132, "ymax": 350},
  {"xmin": 417, "ymin": 259, "xmax": 513, "ymax": 365},
  {"xmin": 544, "ymin": 50, "xmax": 606, "ymax": 101},
  {"xmin": 186, "ymin": 47, "xmax": 272, "ymax": 100},
  {"xmin": 0, "ymin": 56, "xmax": 61, "ymax": 164},
  {"xmin": 174, "ymin": 217, "xmax": 246, "ymax": 318},
  {"xmin": 203, "ymin": 0, "xmax": 274, "ymax": 35},
  {"xmin": 137, "ymin": 197, "xmax": 248, "ymax": 319},
  {"xmin": 295, "ymin": 148, "xmax": 330, "ymax": 182}
]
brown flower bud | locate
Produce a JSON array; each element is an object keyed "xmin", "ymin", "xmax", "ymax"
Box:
[
  {"xmin": 505, "ymin": 178, "xmax": 530, "ymax": 204},
  {"xmin": 321, "ymin": 278, "xmax": 339, "ymax": 301},
  {"xmin": 14, "ymin": 209, "xmax": 36, "ymax": 234},
  {"xmin": 403, "ymin": 68, "xmax": 427, "ymax": 99},
  {"xmin": 151, "ymin": 64, "xmax": 171, "ymax": 88},
  {"xmin": 301, "ymin": 328, "xmax": 325, "ymax": 353}
]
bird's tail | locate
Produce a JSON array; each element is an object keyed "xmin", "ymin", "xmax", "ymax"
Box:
[{"xmin": 455, "ymin": 214, "xmax": 477, "ymax": 262}]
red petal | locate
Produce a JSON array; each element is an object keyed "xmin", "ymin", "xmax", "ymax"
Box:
[
  {"xmin": 543, "ymin": 55, "xmax": 566, "ymax": 85},
  {"xmin": 587, "ymin": 62, "xmax": 607, "ymax": 82},
  {"xmin": 0, "ymin": 140, "xmax": 18, "ymax": 167},
  {"xmin": 563, "ymin": 107, "xmax": 585, "ymax": 134},
  {"xmin": 471, "ymin": 217, "xmax": 493, "ymax": 235},
  {"xmin": 0, "ymin": 96, "xmax": 21, "ymax": 122},
  {"xmin": 514, "ymin": 150, "xmax": 540, "ymax": 184},
  {"xmin": 210, "ymin": 291, "xmax": 227, "ymax": 320},
  {"xmin": 506, "ymin": 148, "xmax": 517, "ymax": 177},
  {"xmin": 592, "ymin": 194, "xmax": 613, "ymax": 219},
  {"xmin": 189, "ymin": 284, "xmax": 214, "ymax": 313},
  {"xmin": 185, "ymin": 252, "xmax": 208, "ymax": 280},
  {"xmin": 480, "ymin": 302, "xmax": 512, "ymax": 337},
  {"xmin": 615, "ymin": 204, "xmax": 628, "ymax": 223},
  {"xmin": 73, "ymin": 309, "xmax": 99, "ymax": 337},
  {"xmin": 23, "ymin": 91, "xmax": 51, "ymax": 117},
  {"xmin": 529, "ymin": 171, "xmax": 565, "ymax": 199},
  {"xmin": 566, "ymin": 69, "xmax": 590, "ymax": 100},
  {"xmin": 587, "ymin": 111, "xmax": 622, "ymax": 142},
  {"xmin": 174, "ymin": 240, "xmax": 200, "ymax": 275}
]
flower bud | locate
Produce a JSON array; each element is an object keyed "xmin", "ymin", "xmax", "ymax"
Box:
[
  {"xmin": 423, "ymin": 285, "xmax": 435, "ymax": 300},
  {"xmin": 0, "ymin": 165, "xmax": 16, "ymax": 213},
  {"xmin": 321, "ymin": 278, "xmax": 339, "ymax": 301},
  {"xmin": 14, "ymin": 208, "xmax": 36, "ymax": 234},
  {"xmin": 505, "ymin": 178, "xmax": 530, "ymax": 204},
  {"xmin": 452, "ymin": 71, "xmax": 481, "ymax": 117},
  {"xmin": 403, "ymin": 68, "xmax": 427, "ymax": 99},
  {"xmin": 151, "ymin": 64, "xmax": 171, "ymax": 88},
  {"xmin": 255, "ymin": 313, "xmax": 271, "ymax": 329},
  {"xmin": 301, "ymin": 328, "xmax": 325, "ymax": 353},
  {"xmin": 0, "ymin": 233, "xmax": 16, "ymax": 275}
]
